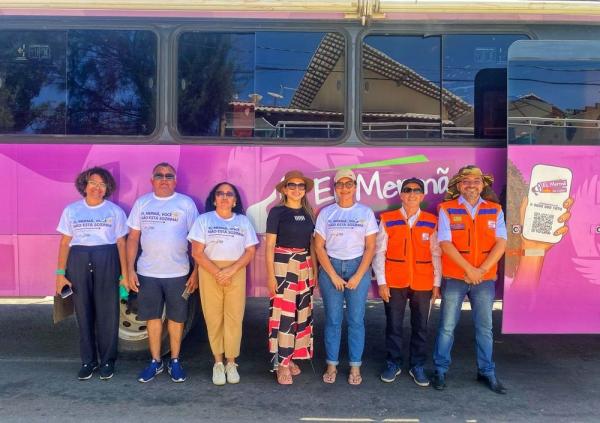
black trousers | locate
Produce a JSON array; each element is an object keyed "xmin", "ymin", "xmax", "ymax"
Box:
[
  {"xmin": 384, "ymin": 287, "xmax": 432, "ymax": 368},
  {"xmin": 66, "ymin": 244, "xmax": 120, "ymax": 366}
]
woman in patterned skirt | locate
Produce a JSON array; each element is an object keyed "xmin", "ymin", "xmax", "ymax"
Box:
[{"xmin": 266, "ymin": 170, "xmax": 317, "ymax": 385}]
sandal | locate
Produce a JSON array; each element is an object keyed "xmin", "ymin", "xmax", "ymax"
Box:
[
  {"xmin": 348, "ymin": 372, "xmax": 362, "ymax": 385},
  {"xmin": 289, "ymin": 361, "xmax": 301, "ymax": 376},
  {"xmin": 276, "ymin": 367, "xmax": 293, "ymax": 385},
  {"xmin": 322, "ymin": 368, "xmax": 337, "ymax": 384}
]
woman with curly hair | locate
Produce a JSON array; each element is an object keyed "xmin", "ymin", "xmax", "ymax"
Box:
[{"xmin": 56, "ymin": 167, "xmax": 128, "ymax": 381}]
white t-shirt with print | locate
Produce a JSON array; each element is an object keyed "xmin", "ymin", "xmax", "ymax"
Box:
[
  {"xmin": 57, "ymin": 200, "xmax": 128, "ymax": 247},
  {"xmin": 187, "ymin": 211, "xmax": 259, "ymax": 261},
  {"xmin": 314, "ymin": 202, "xmax": 378, "ymax": 260},
  {"xmin": 127, "ymin": 192, "xmax": 199, "ymax": 278}
]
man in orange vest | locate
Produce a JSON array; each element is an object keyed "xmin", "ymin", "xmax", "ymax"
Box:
[
  {"xmin": 374, "ymin": 177, "xmax": 441, "ymax": 387},
  {"xmin": 432, "ymin": 165, "xmax": 507, "ymax": 394}
]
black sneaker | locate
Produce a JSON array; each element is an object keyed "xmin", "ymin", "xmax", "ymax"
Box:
[
  {"xmin": 477, "ymin": 372, "xmax": 507, "ymax": 395},
  {"xmin": 78, "ymin": 363, "xmax": 98, "ymax": 380},
  {"xmin": 99, "ymin": 362, "xmax": 114, "ymax": 380},
  {"xmin": 432, "ymin": 371, "xmax": 446, "ymax": 390}
]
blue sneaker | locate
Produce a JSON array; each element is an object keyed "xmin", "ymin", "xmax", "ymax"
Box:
[
  {"xmin": 380, "ymin": 361, "xmax": 401, "ymax": 383},
  {"xmin": 409, "ymin": 366, "xmax": 430, "ymax": 387},
  {"xmin": 168, "ymin": 358, "xmax": 186, "ymax": 383},
  {"xmin": 138, "ymin": 359, "xmax": 163, "ymax": 383}
]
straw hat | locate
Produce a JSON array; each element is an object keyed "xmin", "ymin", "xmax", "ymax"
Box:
[
  {"xmin": 276, "ymin": 170, "xmax": 314, "ymax": 193},
  {"xmin": 445, "ymin": 165, "xmax": 498, "ymax": 202}
]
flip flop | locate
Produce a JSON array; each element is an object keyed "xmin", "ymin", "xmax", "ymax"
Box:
[
  {"xmin": 289, "ymin": 361, "xmax": 301, "ymax": 376},
  {"xmin": 348, "ymin": 372, "xmax": 362, "ymax": 385},
  {"xmin": 276, "ymin": 367, "xmax": 293, "ymax": 385},
  {"xmin": 322, "ymin": 369, "xmax": 337, "ymax": 384}
]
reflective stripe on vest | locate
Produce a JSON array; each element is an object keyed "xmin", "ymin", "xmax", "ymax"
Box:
[
  {"xmin": 439, "ymin": 198, "xmax": 501, "ymax": 280},
  {"xmin": 381, "ymin": 209, "xmax": 437, "ymax": 291}
]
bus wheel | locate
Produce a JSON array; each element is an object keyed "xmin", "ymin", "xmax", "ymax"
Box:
[{"xmin": 118, "ymin": 291, "xmax": 199, "ymax": 355}]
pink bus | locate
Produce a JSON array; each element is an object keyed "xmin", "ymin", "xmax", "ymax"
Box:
[{"xmin": 1, "ymin": 1, "xmax": 599, "ymax": 349}]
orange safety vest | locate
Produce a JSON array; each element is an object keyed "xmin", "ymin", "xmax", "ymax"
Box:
[
  {"xmin": 380, "ymin": 209, "xmax": 437, "ymax": 291},
  {"xmin": 438, "ymin": 198, "xmax": 502, "ymax": 280}
]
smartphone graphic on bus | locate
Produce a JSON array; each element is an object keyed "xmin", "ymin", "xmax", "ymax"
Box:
[{"xmin": 522, "ymin": 164, "xmax": 572, "ymax": 244}]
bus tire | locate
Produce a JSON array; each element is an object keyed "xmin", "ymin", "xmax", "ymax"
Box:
[{"xmin": 117, "ymin": 290, "xmax": 200, "ymax": 356}]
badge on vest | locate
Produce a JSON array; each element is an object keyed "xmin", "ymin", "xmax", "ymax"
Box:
[
  {"xmin": 488, "ymin": 220, "xmax": 496, "ymax": 229},
  {"xmin": 452, "ymin": 216, "xmax": 462, "ymax": 222},
  {"xmin": 422, "ymin": 232, "xmax": 430, "ymax": 241},
  {"xmin": 450, "ymin": 223, "xmax": 465, "ymax": 230}
]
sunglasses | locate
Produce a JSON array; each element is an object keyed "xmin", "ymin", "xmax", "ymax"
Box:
[
  {"xmin": 334, "ymin": 181, "xmax": 356, "ymax": 189},
  {"xmin": 286, "ymin": 182, "xmax": 306, "ymax": 191},
  {"xmin": 153, "ymin": 173, "xmax": 175, "ymax": 181},
  {"xmin": 401, "ymin": 187, "xmax": 423, "ymax": 194},
  {"xmin": 215, "ymin": 191, "xmax": 235, "ymax": 198}
]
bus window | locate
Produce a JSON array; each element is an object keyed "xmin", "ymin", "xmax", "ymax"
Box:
[
  {"xmin": 509, "ymin": 51, "xmax": 600, "ymax": 145},
  {"xmin": 443, "ymin": 34, "xmax": 527, "ymax": 140},
  {"xmin": 360, "ymin": 35, "xmax": 441, "ymax": 140},
  {"xmin": 67, "ymin": 30, "xmax": 157, "ymax": 136},
  {"xmin": 0, "ymin": 29, "xmax": 157, "ymax": 136},
  {"xmin": 0, "ymin": 30, "xmax": 67, "ymax": 134},
  {"xmin": 177, "ymin": 31, "xmax": 346, "ymax": 140}
]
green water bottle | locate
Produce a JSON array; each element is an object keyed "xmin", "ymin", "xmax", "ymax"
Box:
[{"xmin": 119, "ymin": 284, "xmax": 129, "ymax": 301}]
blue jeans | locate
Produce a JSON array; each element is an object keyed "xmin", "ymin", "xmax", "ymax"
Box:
[
  {"xmin": 433, "ymin": 278, "xmax": 496, "ymax": 376},
  {"xmin": 319, "ymin": 256, "xmax": 372, "ymax": 367}
]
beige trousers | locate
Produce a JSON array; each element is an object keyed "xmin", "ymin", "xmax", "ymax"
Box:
[{"xmin": 199, "ymin": 260, "xmax": 246, "ymax": 358}]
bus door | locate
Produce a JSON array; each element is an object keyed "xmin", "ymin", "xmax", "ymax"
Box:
[{"xmin": 504, "ymin": 40, "xmax": 600, "ymax": 333}]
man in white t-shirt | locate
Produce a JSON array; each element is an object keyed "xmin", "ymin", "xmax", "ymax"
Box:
[{"xmin": 126, "ymin": 162, "xmax": 199, "ymax": 383}]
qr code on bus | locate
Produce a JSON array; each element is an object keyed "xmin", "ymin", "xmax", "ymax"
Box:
[{"xmin": 532, "ymin": 212, "xmax": 554, "ymax": 235}]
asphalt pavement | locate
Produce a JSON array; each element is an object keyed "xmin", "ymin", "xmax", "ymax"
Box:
[{"xmin": 0, "ymin": 298, "xmax": 598, "ymax": 423}]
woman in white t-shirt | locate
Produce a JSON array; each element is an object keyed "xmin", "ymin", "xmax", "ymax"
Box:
[
  {"xmin": 189, "ymin": 182, "xmax": 258, "ymax": 385},
  {"xmin": 55, "ymin": 167, "xmax": 128, "ymax": 381},
  {"xmin": 314, "ymin": 169, "xmax": 378, "ymax": 385}
]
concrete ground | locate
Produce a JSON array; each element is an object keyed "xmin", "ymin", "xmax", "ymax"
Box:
[{"xmin": 0, "ymin": 298, "xmax": 598, "ymax": 423}]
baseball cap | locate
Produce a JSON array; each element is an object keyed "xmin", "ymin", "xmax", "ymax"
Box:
[{"xmin": 334, "ymin": 169, "xmax": 356, "ymax": 183}]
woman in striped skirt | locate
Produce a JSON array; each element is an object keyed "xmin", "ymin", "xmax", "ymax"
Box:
[{"xmin": 265, "ymin": 170, "xmax": 317, "ymax": 385}]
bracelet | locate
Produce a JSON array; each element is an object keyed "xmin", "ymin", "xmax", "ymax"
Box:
[
  {"xmin": 119, "ymin": 275, "xmax": 124, "ymax": 281},
  {"xmin": 55, "ymin": 269, "xmax": 66, "ymax": 276}
]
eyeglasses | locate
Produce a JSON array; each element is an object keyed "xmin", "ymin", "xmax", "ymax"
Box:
[
  {"xmin": 153, "ymin": 173, "xmax": 175, "ymax": 181},
  {"xmin": 286, "ymin": 182, "xmax": 306, "ymax": 191},
  {"xmin": 87, "ymin": 180, "xmax": 107, "ymax": 189},
  {"xmin": 401, "ymin": 187, "xmax": 423, "ymax": 194},
  {"xmin": 334, "ymin": 181, "xmax": 356, "ymax": 189},
  {"xmin": 215, "ymin": 191, "xmax": 235, "ymax": 198}
]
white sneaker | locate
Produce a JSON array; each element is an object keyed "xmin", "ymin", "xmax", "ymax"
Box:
[
  {"xmin": 212, "ymin": 362, "xmax": 226, "ymax": 385},
  {"xmin": 225, "ymin": 362, "xmax": 240, "ymax": 384}
]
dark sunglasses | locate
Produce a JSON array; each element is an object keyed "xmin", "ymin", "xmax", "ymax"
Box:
[
  {"xmin": 153, "ymin": 173, "xmax": 175, "ymax": 181},
  {"xmin": 401, "ymin": 187, "xmax": 423, "ymax": 194},
  {"xmin": 334, "ymin": 181, "xmax": 356, "ymax": 189},
  {"xmin": 215, "ymin": 191, "xmax": 235, "ymax": 198},
  {"xmin": 286, "ymin": 182, "xmax": 306, "ymax": 191}
]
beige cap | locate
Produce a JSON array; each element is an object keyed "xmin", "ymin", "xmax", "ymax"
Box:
[{"xmin": 334, "ymin": 168, "xmax": 356, "ymax": 183}]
